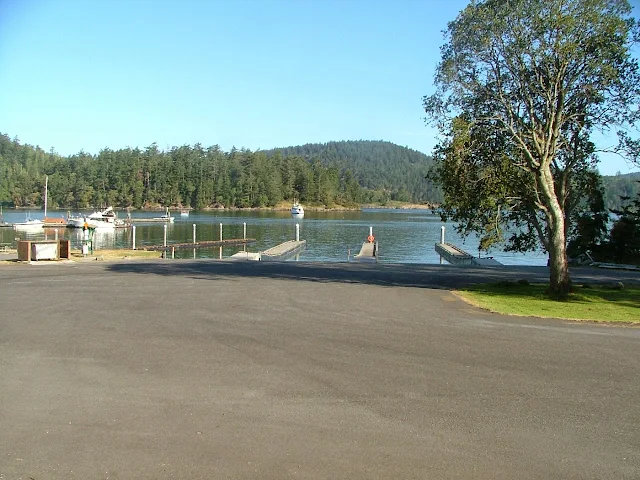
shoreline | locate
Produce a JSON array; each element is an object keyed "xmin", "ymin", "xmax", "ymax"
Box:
[{"xmin": 3, "ymin": 202, "xmax": 437, "ymax": 213}]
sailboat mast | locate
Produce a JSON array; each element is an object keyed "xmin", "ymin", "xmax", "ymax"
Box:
[{"xmin": 44, "ymin": 175, "xmax": 48, "ymax": 218}]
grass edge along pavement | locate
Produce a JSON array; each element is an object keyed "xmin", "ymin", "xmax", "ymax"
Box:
[
  {"xmin": 456, "ymin": 282, "xmax": 640, "ymax": 323},
  {"xmin": 0, "ymin": 248, "xmax": 161, "ymax": 264}
]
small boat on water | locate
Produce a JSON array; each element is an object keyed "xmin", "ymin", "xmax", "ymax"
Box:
[
  {"xmin": 14, "ymin": 179, "xmax": 47, "ymax": 230},
  {"xmin": 180, "ymin": 209, "xmax": 189, "ymax": 217},
  {"xmin": 13, "ymin": 217, "xmax": 44, "ymax": 231},
  {"xmin": 291, "ymin": 202, "xmax": 304, "ymax": 218}
]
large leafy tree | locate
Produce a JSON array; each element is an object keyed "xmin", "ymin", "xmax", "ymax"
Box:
[{"xmin": 424, "ymin": 0, "xmax": 640, "ymax": 297}]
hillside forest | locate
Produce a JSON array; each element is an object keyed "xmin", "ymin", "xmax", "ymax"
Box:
[
  {"xmin": 0, "ymin": 134, "xmax": 440, "ymax": 210},
  {"xmin": 0, "ymin": 133, "xmax": 637, "ymax": 212}
]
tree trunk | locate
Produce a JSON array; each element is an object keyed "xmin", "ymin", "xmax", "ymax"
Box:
[
  {"xmin": 538, "ymin": 167, "xmax": 572, "ymax": 298},
  {"xmin": 547, "ymin": 214, "xmax": 572, "ymax": 298}
]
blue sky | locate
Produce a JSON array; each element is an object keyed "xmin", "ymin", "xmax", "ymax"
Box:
[{"xmin": 1, "ymin": 0, "xmax": 639, "ymax": 175}]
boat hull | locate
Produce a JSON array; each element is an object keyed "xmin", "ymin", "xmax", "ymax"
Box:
[
  {"xmin": 13, "ymin": 220, "xmax": 44, "ymax": 231},
  {"xmin": 68, "ymin": 206, "xmax": 121, "ymax": 229}
]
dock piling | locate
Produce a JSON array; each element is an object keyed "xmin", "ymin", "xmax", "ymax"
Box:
[
  {"xmin": 193, "ymin": 224, "xmax": 196, "ymax": 244},
  {"xmin": 132, "ymin": 225, "xmax": 136, "ymax": 250},
  {"xmin": 296, "ymin": 223, "xmax": 300, "ymax": 241},
  {"xmin": 220, "ymin": 223, "xmax": 223, "ymax": 241},
  {"xmin": 163, "ymin": 224, "xmax": 167, "ymax": 247}
]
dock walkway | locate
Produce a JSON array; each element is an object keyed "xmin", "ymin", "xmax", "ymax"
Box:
[
  {"xmin": 435, "ymin": 243, "xmax": 502, "ymax": 266},
  {"xmin": 230, "ymin": 240, "xmax": 306, "ymax": 262},
  {"xmin": 353, "ymin": 241, "xmax": 377, "ymax": 263},
  {"xmin": 143, "ymin": 238, "xmax": 256, "ymax": 251}
]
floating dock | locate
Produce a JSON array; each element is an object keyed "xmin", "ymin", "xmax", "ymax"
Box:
[
  {"xmin": 126, "ymin": 218, "xmax": 175, "ymax": 224},
  {"xmin": 353, "ymin": 241, "xmax": 378, "ymax": 263},
  {"xmin": 143, "ymin": 238, "xmax": 256, "ymax": 251},
  {"xmin": 435, "ymin": 243, "xmax": 502, "ymax": 266},
  {"xmin": 261, "ymin": 240, "xmax": 306, "ymax": 261},
  {"xmin": 230, "ymin": 240, "xmax": 306, "ymax": 262}
]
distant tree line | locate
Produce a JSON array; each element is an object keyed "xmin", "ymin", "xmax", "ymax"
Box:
[
  {"xmin": 601, "ymin": 172, "xmax": 640, "ymax": 210},
  {"xmin": 0, "ymin": 134, "xmax": 438, "ymax": 210}
]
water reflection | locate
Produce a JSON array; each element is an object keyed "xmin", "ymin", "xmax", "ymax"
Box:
[{"xmin": 0, "ymin": 209, "xmax": 547, "ymax": 265}]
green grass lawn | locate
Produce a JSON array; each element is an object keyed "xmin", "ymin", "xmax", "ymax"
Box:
[{"xmin": 457, "ymin": 283, "xmax": 640, "ymax": 323}]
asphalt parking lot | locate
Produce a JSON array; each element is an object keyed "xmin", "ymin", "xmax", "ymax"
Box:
[{"xmin": 1, "ymin": 260, "xmax": 639, "ymax": 479}]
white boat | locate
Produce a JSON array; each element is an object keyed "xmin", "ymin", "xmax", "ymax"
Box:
[
  {"xmin": 180, "ymin": 209, "xmax": 189, "ymax": 217},
  {"xmin": 67, "ymin": 206, "xmax": 121, "ymax": 229},
  {"xmin": 291, "ymin": 202, "xmax": 304, "ymax": 217},
  {"xmin": 13, "ymin": 217, "xmax": 44, "ymax": 231},
  {"xmin": 14, "ymin": 179, "xmax": 47, "ymax": 230}
]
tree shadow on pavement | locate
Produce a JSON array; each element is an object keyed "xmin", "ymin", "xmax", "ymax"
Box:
[{"xmin": 105, "ymin": 260, "xmax": 574, "ymax": 290}]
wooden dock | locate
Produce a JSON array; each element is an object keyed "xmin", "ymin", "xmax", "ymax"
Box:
[
  {"xmin": 260, "ymin": 240, "xmax": 307, "ymax": 261},
  {"xmin": 353, "ymin": 241, "xmax": 378, "ymax": 263},
  {"xmin": 142, "ymin": 238, "xmax": 256, "ymax": 251},
  {"xmin": 435, "ymin": 243, "xmax": 474, "ymax": 265},
  {"xmin": 126, "ymin": 218, "xmax": 175, "ymax": 224},
  {"xmin": 230, "ymin": 240, "xmax": 307, "ymax": 262},
  {"xmin": 435, "ymin": 243, "xmax": 502, "ymax": 266}
]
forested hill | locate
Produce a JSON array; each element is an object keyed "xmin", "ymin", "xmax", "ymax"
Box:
[
  {"xmin": 602, "ymin": 171, "xmax": 640, "ymax": 210},
  {"xmin": 1, "ymin": 132, "xmax": 637, "ymax": 211},
  {"xmin": 265, "ymin": 140, "xmax": 439, "ymax": 204},
  {"xmin": 0, "ymin": 134, "xmax": 439, "ymax": 210}
]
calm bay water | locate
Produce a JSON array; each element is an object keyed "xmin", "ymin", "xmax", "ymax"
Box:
[{"xmin": 1, "ymin": 209, "xmax": 547, "ymax": 265}]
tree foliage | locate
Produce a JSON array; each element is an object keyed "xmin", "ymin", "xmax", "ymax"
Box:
[
  {"xmin": 602, "ymin": 171, "xmax": 640, "ymax": 209},
  {"xmin": 608, "ymin": 183, "xmax": 640, "ymax": 263},
  {"xmin": 424, "ymin": 0, "xmax": 640, "ymax": 297},
  {"xmin": 0, "ymin": 135, "xmax": 438, "ymax": 210},
  {"xmin": 266, "ymin": 140, "xmax": 440, "ymax": 204}
]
